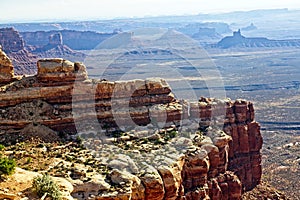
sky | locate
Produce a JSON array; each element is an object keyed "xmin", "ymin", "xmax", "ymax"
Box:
[{"xmin": 1, "ymin": 0, "xmax": 300, "ymax": 23}]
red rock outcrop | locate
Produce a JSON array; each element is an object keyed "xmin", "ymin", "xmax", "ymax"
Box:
[
  {"xmin": 0, "ymin": 27, "xmax": 84, "ymax": 76},
  {"xmin": 0, "ymin": 28, "xmax": 25, "ymax": 53},
  {"xmin": 190, "ymin": 98, "xmax": 263, "ymax": 191},
  {"xmin": 0, "ymin": 55, "xmax": 263, "ymax": 199},
  {"xmin": 0, "ymin": 46, "xmax": 14, "ymax": 85},
  {"xmin": 0, "ymin": 27, "xmax": 37, "ymax": 75}
]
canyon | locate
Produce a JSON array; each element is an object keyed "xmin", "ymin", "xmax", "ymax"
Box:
[
  {"xmin": 1, "ymin": 8, "xmax": 299, "ymax": 199},
  {"xmin": 0, "ymin": 47, "xmax": 263, "ymax": 199},
  {"xmin": 0, "ymin": 28, "xmax": 85, "ymax": 75}
]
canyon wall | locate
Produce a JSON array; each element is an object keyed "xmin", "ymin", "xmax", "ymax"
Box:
[
  {"xmin": 0, "ymin": 27, "xmax": 25, "ymax": 53},
  {"xmin": 0, "ymin": 48, "xmax": 262, "ymax": 199},
  {"xmin": 21, "ymin": 30, "xmax": 116, "ymax": 50},
  {"xmin": 32, "ymin": 32, "xmax": 85, "ymax": 62},
  {"xmin": 0, "ymin": 28, "xmax": 86, "ymax": 75},
  {"xmin": 0, "ymin": 27, "xmax": 37, "ymax": 75}
]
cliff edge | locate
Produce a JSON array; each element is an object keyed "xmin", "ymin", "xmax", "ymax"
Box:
[{"xmin": 0, "ymin": 48, "xmax": 263, "ymax": 200}]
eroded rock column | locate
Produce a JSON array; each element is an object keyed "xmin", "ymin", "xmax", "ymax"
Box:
[{"xmin": 0, "ymin": 46, "xmax": 14, "ymax": 85}]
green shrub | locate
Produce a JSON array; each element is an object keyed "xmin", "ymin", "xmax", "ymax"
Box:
[
  {"xmin": 168, "ymin": 130, "xmax": 178, "ymax": 138},
  {"xmin": 32, "ymin": 174, "xmax": 62, "ymax": 200},
  {"xmin": 0, "ymin": 157, "xmax": 16, "ymax": 176},
  {"xmin": 0, "ymin": 144, "xmax": 5, "ymax": 151}
]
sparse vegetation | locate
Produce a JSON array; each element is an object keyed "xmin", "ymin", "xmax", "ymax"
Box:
[
  {"xmin": 0, "ymin": 144, "xmax": 5, "ymax": 151},
  {"xmin": 0, "ymin": 157, "xmax": 16, "ymax": 177},
  {"xmin": 32, "ymin": 174, "xmax": 62, "ymax": 200},
  {"xmin": 168, "ymin": 130, "xmax": 178, "ymax": 139}
]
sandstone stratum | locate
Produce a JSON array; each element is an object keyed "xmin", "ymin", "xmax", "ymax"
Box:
[{"xmin": 0, "ymin": 47, "xmax": 263, "ymax": 200}]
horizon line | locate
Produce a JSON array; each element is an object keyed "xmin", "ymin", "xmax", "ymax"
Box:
[{"xmin": 0, "ymin": 7, "xmax": 296, "ymax": 24}]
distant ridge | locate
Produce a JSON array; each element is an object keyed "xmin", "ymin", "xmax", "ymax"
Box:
[
  {"xmin": 21, "ymin": 30, "xmax": 116, "ymax": 50},
  {"xmin": 216, "ymin": 29, "xmax": 300, "ymax": 48}
]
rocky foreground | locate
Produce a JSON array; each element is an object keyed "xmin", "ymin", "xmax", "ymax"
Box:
[{"xmin": 0, "ymin": 47, "xmax": 264, "ymax": 200}]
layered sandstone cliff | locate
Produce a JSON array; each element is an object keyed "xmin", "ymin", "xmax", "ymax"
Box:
[
  {"xmin": 0, "ymin": 27, "xmax": 37, "ymax": 75},
  {"xmin": 0, "ymin": 48, "xmax": 262, "ymax": 199},
  {"xmin": 0, "ymin": 28, "xmax": 85, "ymax": 75}
]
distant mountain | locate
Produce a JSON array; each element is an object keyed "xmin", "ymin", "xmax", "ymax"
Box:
[{"xmin": 216, "ymin": 29, "xmax": 300, "ymax": 48}]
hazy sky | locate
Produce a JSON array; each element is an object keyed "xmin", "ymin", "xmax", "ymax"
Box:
[{"xmin": 1, "ymin": 0, "xmax": 300, "ymax": 23}]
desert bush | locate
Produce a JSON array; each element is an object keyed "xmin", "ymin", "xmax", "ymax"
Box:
[
  {"xmin": 32, "ymin": 174, "xmax": 62, "ymax": 200},
  {"xmin": 0, "ymin": 157, "xmax": 16, "ymax": 177},
  {"xmin": 168, "ymin": 130, "xmax": 178, "ymax": 138}
]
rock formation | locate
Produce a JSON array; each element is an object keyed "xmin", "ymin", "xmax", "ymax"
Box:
[
  {"xmin": 32, "ymin": 35, "xmax": 85, "ymax": 63},
  {"xmin": 0, "ymin": 46, "xmax": 14, "ymax": 85},
  {"xmin": 49, "ymin": 33, "xmax": 63, "ymax": 46},
  {"xmin": 0, "ymin": 28, "xmax": 25, "ymax": 53},
  {"xmin": 0, "ymin": 28, "xmax": 86, "ymax": 75},
  {"xmin": 0, "ymin": 27, "xmax": 37, "ymax": 75},
  {"xmin": 21, "ymin": 30, "xmax": 116, "ymax": 50},
  {"xmin": 217, "ymin": 29, "xmax": 300, "ymax": 48},
  {"xmin": 26, "ymin": 31, "xmax": 86, "ymax": 65},
  {"xmin": 241, "ymin": 23, "xmax": 257, "ymax": 32},
  {"xmin": 192, "ymin": 27, "xmax": 222, "ymax": 41},
  {"xmin": 177, "ymin": 22, "xmax": 231, "ymax": 37},
  {"xmin": 0, "ymin": 52, "xmax": 263, "ymax": 199}
]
